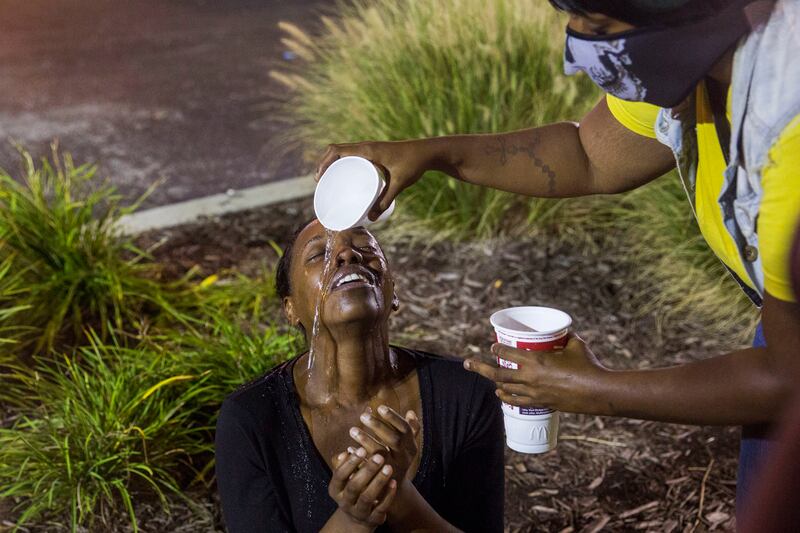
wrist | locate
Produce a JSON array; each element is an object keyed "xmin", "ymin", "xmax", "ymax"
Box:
[
  {"xmin": 386, "ymin": 479, "xmax": 456, "ymax": 533},
  {"xmin": 416, "ymin": 136, "xmax": 461, "ymax": 179},
  {"xmin": 326, "ymin": 509, "xmax": 375, "ymax": 533},
  {"xmin": 386, "ymin": 479, "xmax": 418, "ymax": 522},
  {"xmin": 582, "ymin": 367, "xmax": 621, "ymax": 417}
]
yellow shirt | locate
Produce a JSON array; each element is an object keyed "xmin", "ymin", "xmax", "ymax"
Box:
[{"xmin": 606, "ymin": 90, "xmax": 800, "ymax": 302}]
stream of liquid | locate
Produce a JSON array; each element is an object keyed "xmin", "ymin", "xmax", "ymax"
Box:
[{"xmin": 307, "ymin": 230, "xmax": 337, "ymax": 371}]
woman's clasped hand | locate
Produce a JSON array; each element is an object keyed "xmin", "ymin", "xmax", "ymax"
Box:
[
  {"xmin": 328, "ymin": 450, "xmax": 396, "ymax": 529},
  {"xmin": 328, "ymin": 405, "xmax": 421, "ymax": 529}
]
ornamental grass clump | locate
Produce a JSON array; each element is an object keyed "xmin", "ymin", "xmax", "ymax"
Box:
[
  {"xmin": 0, "ymin": 334, "xmax": 214, "ymax": 532},
  {"xmin": 272, "ymin": 0, "xmax": 599, "ymax": 238},
  {"xmin": 192, "ymin": 267, "xmax": 281, "ymax": 326},
  {"xmin": 0, "ymin": 256, "xmax": 30, "ymax": 350},
  {"xmin": 0, "ymin": 147, "xmax": 184, "ymax": 356},
  {"xmin": 165, "ymin": 315, "xmax": 303, "ymax": 411}
]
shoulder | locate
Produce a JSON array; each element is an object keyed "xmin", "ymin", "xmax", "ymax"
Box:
[
  {"xmin": 218, "ymin": 357, "xmax": 298, "ymax": 427},
  {"xmin": 404, "ymin": 346, "xmax": 471, "ymax": 378},
  {"xmin": 400, "ymin": 347, "xmax": 496, "ymax": 401},
  {"xmin": 402, "ymin": 348, "xmax": 503, "ymax": 452},
  {"xmin": 605, "ymin": 94, "xmax": 660, "ymax": 139}
]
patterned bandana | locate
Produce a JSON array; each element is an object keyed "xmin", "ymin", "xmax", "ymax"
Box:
[{"xmin": 563, "ymin": 0, "xmax": 758, "ymax": 108}]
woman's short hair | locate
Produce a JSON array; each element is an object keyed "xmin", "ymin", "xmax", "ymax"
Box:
[
  {"xmin": 275, "ymin": 220, "xmax": 315, "ymax": 300},
  {"xmin": 549, "ymin": 0, "xmax": 729, "ymax": 26}
]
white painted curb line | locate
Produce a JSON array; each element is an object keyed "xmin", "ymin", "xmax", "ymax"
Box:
[{"xmin": 118, "ymin": 175, "xmax": 315, "ymax": 234}]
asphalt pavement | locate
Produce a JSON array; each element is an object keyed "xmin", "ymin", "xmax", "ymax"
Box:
[{"xmin": 0, "ymin": 0, "xmax": 323, "ymax": 207}]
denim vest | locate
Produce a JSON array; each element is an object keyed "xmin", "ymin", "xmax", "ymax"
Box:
[{"xmin": 653, "ymin": 0, "xmax": 800, "ymax": 307}]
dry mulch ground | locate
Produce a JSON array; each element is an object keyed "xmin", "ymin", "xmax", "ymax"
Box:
[{"xmin": 10, "ymin": 197, "xmax": 749, "ymax": 532}]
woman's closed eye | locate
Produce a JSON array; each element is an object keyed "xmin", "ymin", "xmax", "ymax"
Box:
[{"xmin": 306, "ymin": 249, "xmax": 325, "ymax": 262}]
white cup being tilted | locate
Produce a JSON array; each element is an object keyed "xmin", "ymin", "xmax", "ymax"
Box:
[{"xmin": 314, "ymin": 156, "xmax": 396, "ymax": 231}]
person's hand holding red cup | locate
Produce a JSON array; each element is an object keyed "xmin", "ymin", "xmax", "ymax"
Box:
[{"xmin": 489, "ymin": 306, "xmax": 572, "ymax": 454}]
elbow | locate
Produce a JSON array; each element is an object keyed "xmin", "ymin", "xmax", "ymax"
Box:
[
  {"xmin": 774, "ymin": 370, "xmax": 800, "ymax": 417},
  {"xmin": 761, "ymin": 347, "xmax": 799, "ymax": 422},
  {"xmin": 586, "ymin": 167, "xmax": 628, "ymax": 196}
]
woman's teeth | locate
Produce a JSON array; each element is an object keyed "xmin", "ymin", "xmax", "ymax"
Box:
[{"xmin": 335, "ymin": 273, "xmax": 370, "ymax": 287}]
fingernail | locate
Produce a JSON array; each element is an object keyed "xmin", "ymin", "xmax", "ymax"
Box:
[
  {"xmin": 372, "ymin": 454, "xmax": 384, "ymax": 465},
  {"xmin": 338, "ymin": 452, "xmax": 347, "ymax": 461},
  {"xmin": 349, "ymin": 427, "xmax": 359, "ymax": 438},
  {"xmin": 390, "ymin": 479, "xmax": 397, "ymax": 488},
  {"xmin": 364, "ymin": 406, "xmax": 373, "ymax": 415},
  {"xmin": 347, "ymin": 446, "xmax": 356, "ymax": 454},
  {"xmin": 463, "ymin": 360, "xmax": 471, "ymax": 369},
  {"xmin": 356, "ymin": 447, "xmax": 367, "ymax": 458},
  {"xmin": 360, "ymin": 413, "xmax": 371, "ymax": 423},
  {"xmin": 407, "ymin": 410, "xmax": 417, "ymax": 420},
  {"xmin": 378, "ymin": 405, "xmax": 388, "ymax": 416},
  {"xmin": 382, "ymin": 465, "xmax": 392, "ymax": 475}
]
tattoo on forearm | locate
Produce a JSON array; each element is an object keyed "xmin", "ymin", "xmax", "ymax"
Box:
[{"xmin": 484, "ymin": 136, "xmax": 557, "ymax": 195}]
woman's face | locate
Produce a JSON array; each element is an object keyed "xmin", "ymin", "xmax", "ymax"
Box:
[
  {"xmin": 567, "ymin": 12, "xmax": 636, "ymax": 36},
  {"xmin": 284, "ymin": 221, "xmax": 395, "ymax": 333}
]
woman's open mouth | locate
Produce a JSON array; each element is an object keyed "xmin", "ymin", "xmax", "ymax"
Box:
[{"xmin": 331, "ymin": 271, "xmax": 375, "ymax": 292}]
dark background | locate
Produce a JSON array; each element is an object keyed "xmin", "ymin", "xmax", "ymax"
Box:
[{"xmin": 0, "ymin": 0, "xmax": 322, "ymax": 208}]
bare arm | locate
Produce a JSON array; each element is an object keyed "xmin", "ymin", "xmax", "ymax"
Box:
[
  {"xmin": 467, "ymin": 293, "xmax": 800, "ymax": 426},
  {"xmin": 317, "ymin": 97, "xmax": 675, "ymax": 214},
  {"xmin": 594, "ymin": 293, "xmax": 800, "ymax": 425},
  {"xmin": 432, "ymin": 97, "xmax": 674, "ymax": 197}
]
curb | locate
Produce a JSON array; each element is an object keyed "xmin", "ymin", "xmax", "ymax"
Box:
[{"xmin": 117, "ymin": 175, "xmax": 315, "ymax": 234}]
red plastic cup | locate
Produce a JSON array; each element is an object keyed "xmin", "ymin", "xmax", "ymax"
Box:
[{"xmin": 490, "ymin": 306, "xmax": 571, "ymax": 454}]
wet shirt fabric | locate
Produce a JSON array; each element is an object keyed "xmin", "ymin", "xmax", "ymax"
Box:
[
  {"xmin": 607, "ymin": 90, "xmax": 800, "ymax": 302},
  {"xmin": 215, "ymin": 348, "xmax": 505, "ymax": 533}
]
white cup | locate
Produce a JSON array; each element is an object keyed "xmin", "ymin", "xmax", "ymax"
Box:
[
  {"xmin": 314, "ymin": 156, "xmax": 396, "ymax": 231},
  {"xmin": 489, "ymin": 306, "xmax": 572, "ymax": 454}
]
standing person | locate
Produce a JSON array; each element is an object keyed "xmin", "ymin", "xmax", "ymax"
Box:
[{"xmin": 315, "ymin": 0, "xmax": 800, "ymax": 515}]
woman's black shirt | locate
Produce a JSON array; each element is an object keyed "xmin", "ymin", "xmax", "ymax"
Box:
[{"xmin": 215, "ymin": 347, "xmax": 505, "ymax": 533}]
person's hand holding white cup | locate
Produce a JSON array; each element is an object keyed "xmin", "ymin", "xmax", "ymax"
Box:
[
  {"xmin": 314, "ymin": 156, "xmax": 396, "ymax": 231},
  {"xmin": 489, "ymin": 306, "xmax": 572, "ymax": 454}
]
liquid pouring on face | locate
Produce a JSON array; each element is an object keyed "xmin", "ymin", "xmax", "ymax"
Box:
[{"xmin": 307, "ymin": 230, "xmax": 337, "ymax": 371}]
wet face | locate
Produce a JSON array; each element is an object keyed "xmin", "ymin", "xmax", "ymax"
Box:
[
  {"xmin": 284, "ymin": 221, "xmax": 396, "ymax": 334},
  {"xmin": 566, "ymin": 12, "xmax": 636, "ymax": 36}
]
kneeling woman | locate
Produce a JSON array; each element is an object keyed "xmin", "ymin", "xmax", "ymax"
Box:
[{"xmin": 215, "ymin": 220, "xmax": 504, "ymax": 533}]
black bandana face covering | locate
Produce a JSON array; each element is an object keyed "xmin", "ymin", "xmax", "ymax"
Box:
[{"xmin": 563, "ymin": 0, "xmax": 758, "ymax": 108}]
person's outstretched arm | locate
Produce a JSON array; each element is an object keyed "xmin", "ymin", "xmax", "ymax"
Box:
[
  {"xmin": 464, "ymin": 293, "xmax": 800, "ymax": 426},
  {"xmin": 316, "ymin": 97, "xmax": 675, "ymax": 216}
]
